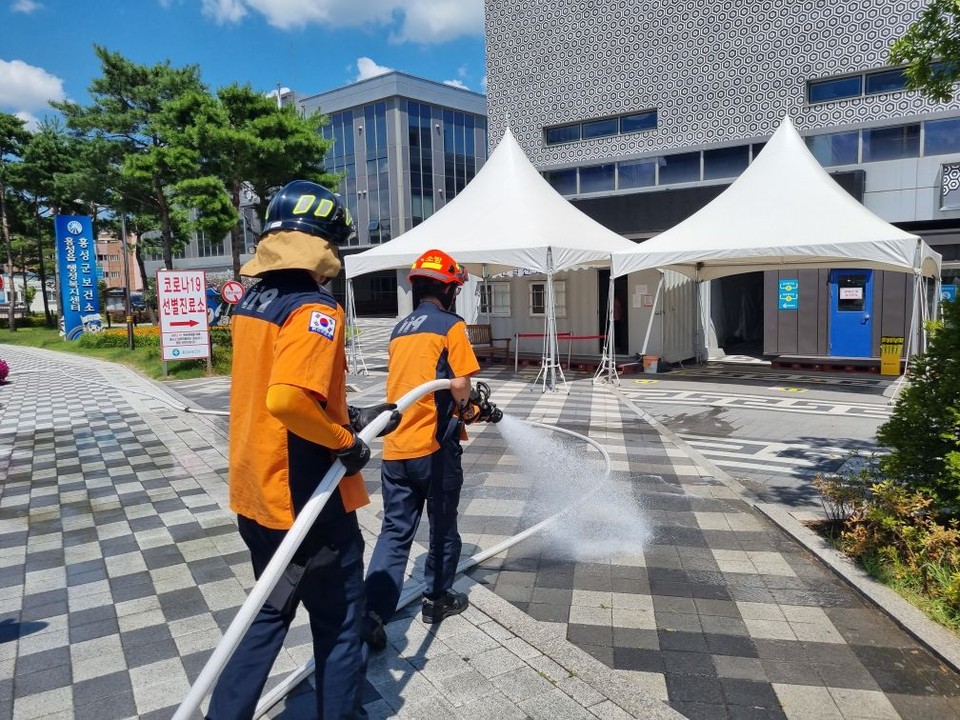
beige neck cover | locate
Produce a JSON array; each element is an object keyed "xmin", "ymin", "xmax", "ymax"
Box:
[{"xmin": 240, "ymin": 229, "xmax": 342, "ymax": 281}]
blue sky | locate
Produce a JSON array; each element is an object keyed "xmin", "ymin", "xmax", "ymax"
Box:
[{"xmin": 0, "ymin": 0, "xmax": 486, "ymax": 128}]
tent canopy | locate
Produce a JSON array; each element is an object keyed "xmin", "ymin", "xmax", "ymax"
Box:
[
  {"xmin": 345, "ymin": 127, "xmax": 638, "ymax": 279},
  {"xmin": 611, "ymin": 116, "xmax": 941, "ymax": 281}
]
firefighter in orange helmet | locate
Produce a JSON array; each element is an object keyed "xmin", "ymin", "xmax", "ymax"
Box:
[{"xmin": 360, "ymin": 249, "xmax": 502, "ymax": 651}]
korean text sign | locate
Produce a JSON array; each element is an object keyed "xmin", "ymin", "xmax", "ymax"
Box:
[
  {"xmin": 157, "ymin": 270, "xmax": 211, "ymax": 361},
  {"xmin": 54, "ymin": 215, "xmax": 103, "ymax": 340}
]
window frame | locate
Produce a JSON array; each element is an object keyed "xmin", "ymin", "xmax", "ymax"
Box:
[
  {"xmin": 479, "ymin": 281, "xmax": 511, "ymax": 317},
  {"xmin": 529, "ymin": 279, "xmax": 566, "ymax": 318}
]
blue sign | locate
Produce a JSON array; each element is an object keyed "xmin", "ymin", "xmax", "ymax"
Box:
[
  {"xmin": 778, "ymin": 278, "xmax": 799, "ymax": 311},
  {"xmin": 942, "ymin": 284, "xmax": 957, "ymax": 303},
  {"xmin": 55, "ymin": 215, "xmax": 103, "ymax": 340}
]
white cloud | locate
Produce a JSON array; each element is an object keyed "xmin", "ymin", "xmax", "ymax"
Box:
[
  {"xmin": 391, "ymin": 0, "xmax": 483, "ymax": 43},
  {"xmin": 443, "ymin": 79, "xmax": 468, "ymax": 90},
  {"xmin": 481, "ymin": 74, "xmax": 487, "ymax": 91},
  {"xmin": 457, "ymin": 65, "xmax": 467, "ymax": 78},
  {"xmin": 12, "ymin": 0, "xmax": 41, "ymax": 13},
  {"xmin": 201, "ymin": 0, "xmax": 247, "ymax": 23},
  {"xmin": 204, "ymin": 0, "xmax": 483, "ymax": 43},
  {"xmin": 0, "ymin": 59, "xmax": 66, "ymax": 116},
  {"xmin": 356, "ymin": 57, "xmax": 392, "ymax": 82},
  {"xmin": 15, "ymin": 110, "xmax": 39, "ymax": 131}
]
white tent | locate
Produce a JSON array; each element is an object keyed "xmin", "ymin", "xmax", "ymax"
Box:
[
  {"xmin": 611, "ymin": 116, "xmax": 940, "ymax": 281},
  {"xmin": 345, "ymin": 127, "xmax": 638, "ymax": 390},
  {"xmin": 610, "ymin": 115, "xmax": 942, "ymax": 365}
]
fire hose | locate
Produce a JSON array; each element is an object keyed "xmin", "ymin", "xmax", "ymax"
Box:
[
  {"xmin": 170, "ymin": 378, "xmax": 611, "ymax": 718},
  {"xmin": 252, "ymin": 421, "xmax": 612, "ymax": 718},
  {"xmin": 172, "ymin": 378, "xmax": 454, "ymax": 720}
]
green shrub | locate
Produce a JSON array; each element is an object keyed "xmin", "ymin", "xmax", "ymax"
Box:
[{"xmin": 877, "ymin": 299, "xmax": 960, "ymax": 512}]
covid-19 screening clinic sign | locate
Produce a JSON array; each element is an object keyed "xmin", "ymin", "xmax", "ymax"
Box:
[
  {"xmin": 157, "ymin": 270, "xmax": 211, "ymax": 362},
  {"xmin": 54, "ymin": 216, "xmax": 103, "ymax": 340}
]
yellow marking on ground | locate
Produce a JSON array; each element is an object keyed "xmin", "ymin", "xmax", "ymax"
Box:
[
  {"xmin": 634, "ymin": 379, "xmax": 659, "ymax": 384},
  {"xmin": 770, "ymin": 386, "xmax": 807, "ymax": 393}
]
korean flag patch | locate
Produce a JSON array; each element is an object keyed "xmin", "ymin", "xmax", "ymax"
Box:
[{"xmin": 308, "ymin": 311, "xmax": 336, "ymax": 340}]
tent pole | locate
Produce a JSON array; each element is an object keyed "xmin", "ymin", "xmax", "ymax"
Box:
[
  {"xmin": 694, "ymin": 266, "xmax": 703, "ymax": 364},
  {"xmin": 345, "ymin": 278, "xmax": 368, "ymax": 377},
  {"xmin": 933, "ymin": 276, "xmax": 942, "ymax": 322},
  {"xmin": 594, "ymin": 267, "xmax": 618, "ymax": 385},
  {"xmin": 482, "ymin": 263, "xmax": 490, "ymax": 322},
  {"xmin": 641, "ymin": 273, "xmax": 664, "ymax": 356},
  {"xmin": 890, "ymin": 267, "xmax": 921, "ymax": 404},
  {"xmin": 541, "ymin": 248, "xmax": 567, "ymax": 393}
]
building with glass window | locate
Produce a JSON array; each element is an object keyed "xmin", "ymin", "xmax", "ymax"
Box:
[
  {"xmin": 299, "ymin": 72, "xmax": 488, "ymax": 315},
  {"xmin": 145, "ymin": 72, "xmax": 487, "ymax": 316},
  {"xmin": 485, "ymin": 0, "xmax": 960, "ymax": 361}
]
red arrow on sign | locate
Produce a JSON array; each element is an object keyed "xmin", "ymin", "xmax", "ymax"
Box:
[{"xmin": 169, "ymin": 319, "xmax": 200, "ymax": 327}]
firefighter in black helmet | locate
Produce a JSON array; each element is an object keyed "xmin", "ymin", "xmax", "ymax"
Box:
[{"xmin": 207, "ymin": 180, "xmax": 399, "ymax": 720}]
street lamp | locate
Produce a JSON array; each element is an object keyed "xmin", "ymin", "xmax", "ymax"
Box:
[{"xmin": 118, "ymin": 213, "xmax": 134, "ymax": 351}]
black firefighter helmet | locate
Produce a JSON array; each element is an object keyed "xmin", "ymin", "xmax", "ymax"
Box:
[{"xmin": 262, "ymin": 180, "xmax": 355, "ymax": 245}]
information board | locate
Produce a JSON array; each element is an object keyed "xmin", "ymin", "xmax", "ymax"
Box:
[
  {"xmin": 157, "ymin": 270, "xmax": 210, "ymax": 361},
  {"xmin": 778, "ymin": 278, "xmax": 798, "ymax": 311},
  {"xmin": 54, "ymin": 215, "xmax": 103, "ymax": 340}
]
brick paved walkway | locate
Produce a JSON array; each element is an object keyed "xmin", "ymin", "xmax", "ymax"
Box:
[{"xmin": 1, "ymin": 343, "xmax": 958, "ymax": 719}]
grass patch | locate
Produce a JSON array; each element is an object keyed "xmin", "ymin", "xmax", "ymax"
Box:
[
  {"xmin": 0, "ymin": 326, "xmax": 231, "ymax": 380},
  {"xmin": 860, "ymin": 551, "xmax": 960, "ymax": 633}
]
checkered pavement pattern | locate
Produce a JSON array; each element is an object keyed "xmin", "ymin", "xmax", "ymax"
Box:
[
  {"xmin": 459, "ymin": 371, "xmax": 960, "ymax": 720},
  {"xmin": 2, "ymin": 344, "xmax": 959, "ymax": 719}
]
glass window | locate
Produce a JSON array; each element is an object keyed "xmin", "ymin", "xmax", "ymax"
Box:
[
  {"xmin": 620, "ymin": 111, "xmax": 657, "ymax": 133},
  {"xmin": 808, "ymin": 75, "xmax": 862, "ymax": 103},
  {"xmin": 618, "ymin": 159, "xmax": 656, "ymax": 189},
  {"xmin": 545, "ymin": 169, "xmax": 577, "ymax": 195},
  {"xmin": 862, "ymin": 124, "xmax": 920, "ymax": 162},
  {"xmin": 865, "ymin": 68, "xmax": 909, "ymax": 95},
  {"xmin": 529, "ymin": 280, "xmax": 566, "ymax": 317},
  {"xmin": 579, "ymin": 163, "xmax": 615, "ymax": 193},
  {"xmin": 703, "ymin": 145, "xmax": 749, "ymax": 180},
  {"xmin": 658, "ymin": 152, "xmax": 701, "ymax": 184},
  {"xmin": 806, "ymin": 131, "xmax": 859, "ymax": 166},
  {"xmin": 582, "ymin": 118, "xmax": 619, "ymax": 139},
  {"xmin": 925, "ymin": 117, "xmax": 960, "ymax": 156},
  {"xmin": 545, "ymin": 124, "xmax": 580, "ymax": 145},
  {"xmin": 479, "ymin": 281, "xmax": 511, "ymax": 316},
  {"xmin": 750, "ymin": 142, "xmax": 766, "ymax": 161}
]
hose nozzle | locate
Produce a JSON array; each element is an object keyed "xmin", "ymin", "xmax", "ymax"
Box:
[{"xmin": 471, "ymin": 381, "xmax": 503, "ymax": 423}]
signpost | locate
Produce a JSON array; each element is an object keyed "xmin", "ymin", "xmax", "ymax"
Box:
[
  {"xmin": 220, "ymin": 280, "xmax": 244, "ymax": 305},
  {"xmin": 157, "ymin": 269, "xmax": 211, "ymax": 375},
  {"xmin": 54, "ymin": 215, "xmax": 103, "ymax": 340}
]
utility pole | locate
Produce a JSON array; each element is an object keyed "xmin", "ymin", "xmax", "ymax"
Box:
[{"xmin": 120, "ymin": 212, "xmax": 134, "ymax": 350}]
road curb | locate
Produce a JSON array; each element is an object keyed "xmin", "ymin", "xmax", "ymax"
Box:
[{"xmin": 611, "ymin": 385, "xmax": 960, "ymax": 677}]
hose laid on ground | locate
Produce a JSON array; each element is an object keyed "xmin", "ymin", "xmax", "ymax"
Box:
[
  {"xmin": 172, "ymin": 379, "xmax": 453, "ymax": 720},
  {"xmin": 253, "ymin": 420, "xmax": 612, "ymax": 717}
]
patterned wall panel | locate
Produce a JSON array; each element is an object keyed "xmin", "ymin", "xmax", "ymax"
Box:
[{"xmin": 485, "ymin": 0, "xmax": 960, "ymax": 167}]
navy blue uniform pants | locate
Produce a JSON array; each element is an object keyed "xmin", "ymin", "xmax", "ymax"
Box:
[
  {"xmin": 365, "ymin": 428, "xmax": 464, "ymax": 622},
  {"xmin": 207, "ymin": 498, "xmax": 367, "ymax": 720}
]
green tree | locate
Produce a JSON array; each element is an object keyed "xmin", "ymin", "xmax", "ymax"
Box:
[
  {"xmin": 0, "ymin": 112, "xmax": 29, "ymax": 332},
  {"xmin": 16, "ymin": 119, "xmax": 87, "ymax": 327},
  {"xmin": 54, "ymin": 46, "xmax": 207, "ymax": 270},
  {"xmin": 877, "ymin": 299, "xmax": 960, "ymax": 510},
  {"xmin": 175, "ymin": 84, "xmax": 336, "ymax": 279},
  {"xmin": 889, "ymin": 0, "xmax": 960, "ymax": 102}
]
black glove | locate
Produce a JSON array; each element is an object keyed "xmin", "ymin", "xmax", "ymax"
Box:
[
  {"xmin": 335, "ymin": 433, "xmax": 371, "ymax": 475},
  {"xmin": 349, "ymin": 403, "xmax": 402, "ymax": 437}
]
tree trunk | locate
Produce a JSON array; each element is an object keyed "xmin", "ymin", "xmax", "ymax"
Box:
[
  {"xmin": 0, "ymin": 179, "xmax": 16, "ymax": 332},
  {"xmin": 19, "ymin": 249, "xmax": 28, "ymax": 317},
  {"xmin": 134, "ymin": 238, "xmax": 156, "ymax": 324},
  {"xmin": 155, "ymin": 177, "xmax": 174, "ymax": 270},
  {"xmin": 35, "ymin": 205, "xmax": 52, "ymax": 327}
]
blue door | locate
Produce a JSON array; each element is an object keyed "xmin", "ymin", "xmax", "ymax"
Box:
[{"xmin": 829, "ymin": 270, "xmax": 873, "ymax": 357}]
